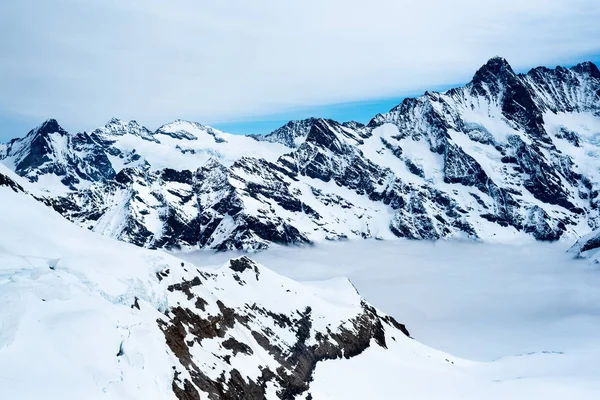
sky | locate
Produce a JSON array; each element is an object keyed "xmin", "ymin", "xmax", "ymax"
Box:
[{"xmin": 1, "ymin": 0, "xmax": 600, "ymax": 141}]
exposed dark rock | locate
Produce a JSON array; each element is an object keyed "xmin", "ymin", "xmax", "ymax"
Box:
[
  {"xmin": 229, "ymin": 257, "xmax": 256, "ymax": 274},
  {"xmin": 0, "ymin": 172, "xmax": 24, "ymax": 193},
  {"xmin": 168, "ymin": 276, "xmax": 202, "ymax": 300},
  {"xmin": 159, "ymin": 268, "xmax": 411, "ymax": 400},
  {"xmin": 222, "ymin": 337, "xmax": 253, "ymax": 356},
  {"xmin": 131, "ymin": 297, "xmax": 140, "ymax": 310},
  {"xmin": 255, "ymin": 118, "xmax": 319, "ymax": 148}
]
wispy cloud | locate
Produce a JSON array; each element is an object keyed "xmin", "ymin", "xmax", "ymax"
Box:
[{"xmin": 1, "ymin": 0, "xmax": 599, "ymax": 133}]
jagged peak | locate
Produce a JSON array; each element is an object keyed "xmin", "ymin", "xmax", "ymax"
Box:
[
  {"xmin": 524, "ymin": 64, "xmax": 561, "ymax": 78},
  {"xmin": 103, "ymin": 117, "xmax": 144, "ymax": 130},
  {"xmin": 341, "ymin": 120, "xmax": 366, "ymax": 130},
  {"xmin": 155, "ymin": 119, "xmax": 223, "ymax": 141},
  {"xmin": 195, "ymin": 157, "xmax": 230, "ymax": 185},
  {"xmin": 304, "ymin": 118, "xmax": 350, "ymax": 152},
  {"xmin": 285, "ymin": 117, "xmax": 320, "ymax": 126},
  {"xmin": 258, "ymin": 117, "xmax": 323, "ymax": 148},
  {"xmin": 309, "ymin": 117, "xmax": 338, "ymax": 130},
  {"xmin": 571, "ymin": 61, "xmax": 600, "ymax": 79},
  {"xmin": 31, "ymin": 118, "xmax": 68, "ymax": 137},
  {"xmin": 487, "ymin": 55, "xmax": 511, "ymax": 65},
  {"xmin": 93, "ymin": 117, "xmax": 157, "ymax": 142},
  {"xmin": 524, "ymin": 61, "xmax": 600, "ymax": 80},
  {"xmin": 306, "ymin": 117, "xmax": 336, "ymax": 127},
  {"xmin": 265, "ymin": 117, "xmax": 320, "ymax": 135},
  {"xmin": 199, "ymin": 157, "xmax": 228, "ymax": 172},
  {"xmin": 159, "ymin": 118, "xmax": 205, "ymax": 128},
  {"xmin": 368, "ymin": 96, "xmax": 423, "ymax": 127},
  {"xmin": 106, "ymin": 117, "xmax": 122, "ymax": 125},
  {"xmin": 372, "ymin": 58, "xmax": 518, "ymax": 125},
  {"xmin": 472, "ymin": 56, "xmax": 516, "ymax": 84}
]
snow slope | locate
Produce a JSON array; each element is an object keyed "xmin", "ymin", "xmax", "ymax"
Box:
[
  {"xmin": 0, "ymin": 169, "xmax": 414, "ymax": 399},
  {"xmin": 0, "ymin": 166, "xmax": 178, "ymax": 399}
]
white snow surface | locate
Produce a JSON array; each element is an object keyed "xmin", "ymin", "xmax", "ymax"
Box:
[
  {"xmin": 0, "ymin": 177, "xmax": 181, "ymax": 399},
  {"xmin": 0, "ymin": 177, "xmax": 427, "ymax": 399},
  {"xmin": 95, "ymin": 118, "xmax": 290, "ymax": 172},
  {"xmin": 2, "ymin": 167, "xmax": 600, "ymax": 399}
]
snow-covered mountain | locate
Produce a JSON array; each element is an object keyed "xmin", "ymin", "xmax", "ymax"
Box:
[
  {"xmin": 2, "ymin": 57, "xmax": 600, "ymax": 250},
  {"xmin": 0, "ymin": 166, "xmax": 460, "ymax": 399},
  {"xmin": 6, "ymin": 159, "xmax": 600, "ymax": 399}
]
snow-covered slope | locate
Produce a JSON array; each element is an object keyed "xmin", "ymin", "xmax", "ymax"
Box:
[
  {"xmin": 3, "ymin": 170, "xmax": 598, "ymax": 399},
  {"xmin": 0, "ymin": 170, "xmax": 421, "ymax": 399},
  {"xmin": 2, "ymin": 57, "xmax": 600, "ymax": 250}
]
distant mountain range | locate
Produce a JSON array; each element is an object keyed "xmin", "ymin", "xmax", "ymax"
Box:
[{"xmin": 2, "ymin": 57, "xmax": 600, "ymax": 251}]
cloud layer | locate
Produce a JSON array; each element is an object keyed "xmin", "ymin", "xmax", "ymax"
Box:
[{"xmin": 1, "ymin": 0, "xmax": 599, "ymax": 131}]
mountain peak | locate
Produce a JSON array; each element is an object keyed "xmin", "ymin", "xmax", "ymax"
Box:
[
  {"xmin": 106, "ymin": 117, "xmax": 122, "ymax": 125},
  {"xmin": 472, "ymin": 56, "xmax": 515, "ymax": 84},
  {"xmin": 34, "ymin": 118, "xmax": 67, "ymax": 137},
  {"xmin": 304, "ymin": 118, "xmax": 348, "ymax": 152},
  {"xmin": 259, "ymin": 117, "xmax": 321, "ymax": 148},
  {"xmin": 105, "ymin": 118, "xmax": 142, "ymax": 129},
  {"xmin": 571, "ymin": 61, "xmax": 600, "ymax": 79},
  {"xmin": 95, "ymin": 118, "xmax": 157, "ymax": 142},
  {"xmin": 4, "ymin": 58, "xmax": 600, "ymax": 251},
  {"xmin": 155, "ymin": 120, "xmax": 221, "ymax": 141},
  {"xmin": 158, "ymin": 119, "xmax": 206, "ymax": 131}
]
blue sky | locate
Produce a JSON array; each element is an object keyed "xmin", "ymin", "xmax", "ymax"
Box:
[
  {"xmin": 0, "ymin": 82, "xmax": 462, "ymax": 140},
  {"xmin": 2, "ymin": 55, "xmax": 600, "ymax": 142},
  {"xmin": 216, "ymin": 58, "xmax": 600, "ymax": 136},
  {"xmin": 0, "ymin": 93, "xmax": 432, "ymax": 140},
  {"xmin": 211, "ymin": 93, "xmax": 427, "ymax": 135},
  {"xmin": 218, "ymin": 54, "xmax": 600, "ymax": 136},
  {"xmin": 1, "ymin": 1, "xmax": 600, "ymax": 141}
]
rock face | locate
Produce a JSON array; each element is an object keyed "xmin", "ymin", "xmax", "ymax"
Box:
[
  {"xmin": 0, "ymin": 169, "xmax": 24, "ymax": 193},
  {"xmin": 158, "ymin": 256, "xmax": 410, "ymax": 400},
  {"xmin": 2, "ymin": 57, "xmax": 600, "ymax": 250}
]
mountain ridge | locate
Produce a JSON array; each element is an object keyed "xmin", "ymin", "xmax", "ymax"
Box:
[{"xmin": 2, "ymin": 57, "xmax": 600, "ymax": 250}]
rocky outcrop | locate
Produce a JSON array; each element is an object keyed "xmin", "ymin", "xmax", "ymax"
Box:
[
  {"xmin": 158, "ymin": 257, "xmax": 410, "ymax": 400},
  {"xmin": 253, "ymin": 118, "xmax": 320, "ymax": 148},
  {"xmin": 0, "ymin": 170, "xmax": 24, "ymax": 193}
]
